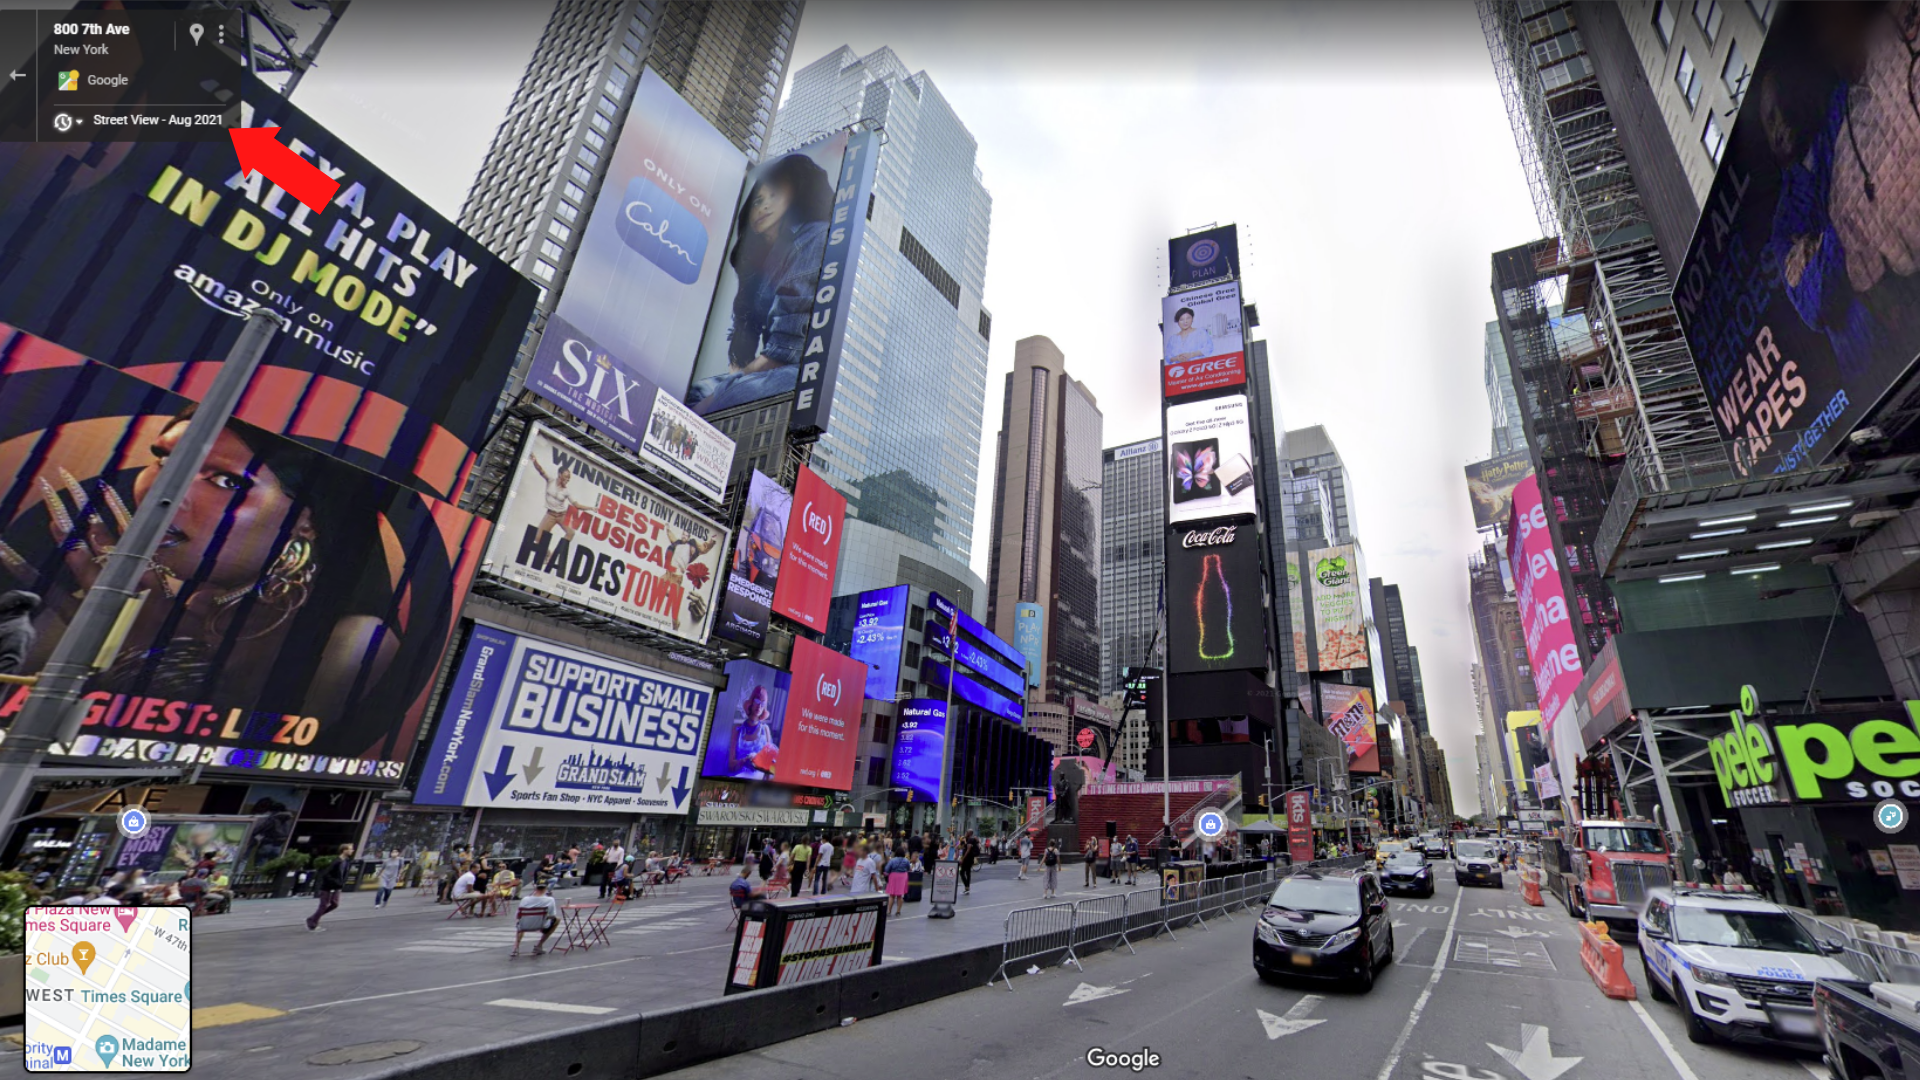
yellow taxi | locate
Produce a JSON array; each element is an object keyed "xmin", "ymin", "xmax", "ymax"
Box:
[{"xmin": 1375, "ymin": 840, "xmax": 1408, "ymax": 868}]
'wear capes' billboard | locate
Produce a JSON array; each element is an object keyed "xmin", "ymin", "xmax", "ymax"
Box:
[
  {"xmin": 1508, "ymin": 476, "xmax": 1582, "ymax": 741},
  {"xmin": 850, "ymin": 584, "xmax": 909, "ymax": 701},
  {"xmin": 1167, "ymin": 522, "xmax": 1267, "ymax": 674},
  {"xmin": 1463, "ymin": 451, "xmax": 1533, "ymax": 532},
  {"xmin": 771, "ymin": 465, "xmax": 844, "ymax": 633},
  {"xmin": 685, "ymin": 126, "xmax": 882, "ymax": 436},
  {"xmin": 0, "ymin": 327, "xmax": 489, "ymax": 781},
  {"xmin": 1161, "ymin": 281, "xmax": 1247, "ymax": 397},
  {"xmin": 714, "ymin": 471, "xmax": 788, "ymax": 648},
  {"xmin": 1674, "ymin": 2, "xmax": 1920, "ymax": 473},
  {"xmin": 889, "ymin": 698, "xmax": 947, "ymax": 803},
  {"xmin": 1165, "ymin": 395, "xmax": 1257, "ymax": 524},
  {"xmin": 483, "ymin": 423, "xmax": 727, "ymax": 644},
  {"xmin": 0, "ymin": 78, "xmax": 537, "ymax": 504},
  {"xmin": 1318, "ymin": 683, "xmax": 1380, "ymax": 774},
  {"xmin": 1307, "ymin": 544, "xmax": 1368, "ymax": 671},
  {"xmin": 417, "ymin": 624, "xmax": 713, "ymax": 814}
]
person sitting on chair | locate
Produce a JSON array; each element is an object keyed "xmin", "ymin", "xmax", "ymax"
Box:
[{"xmin": 512, "ymin": 881, "xmax": 561, "ymax": 956}]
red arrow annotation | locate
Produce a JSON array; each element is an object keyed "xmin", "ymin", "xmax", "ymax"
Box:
[{"xmin": 228, "ymin": 126, "xmax": 340, "ymax": 214}]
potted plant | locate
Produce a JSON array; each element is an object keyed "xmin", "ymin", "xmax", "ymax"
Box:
[
  {"xmin": 0, "ymin": 872, "xmax": 41, "ymax": 1021},
  {"xmin": 261, "ymin": 852, "xmax": 310, "ymax": 899},
  {"xmin": 584, "ymin": 848, "xmax": 608, "ymax": 887}
]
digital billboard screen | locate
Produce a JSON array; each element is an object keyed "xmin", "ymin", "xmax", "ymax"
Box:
[
  {"xmin": 1013, "ymin": 603, "xmax": 1045, "ymax": 689},
  {"xmin": 1509, "ymin": 475, "xmax": 1581, "ymax": 741},
  {"xmin": 1166, "ymin": 522, "xmax": 1267, "ymax": 675},
  {"xmin": 0, "ymin": 328, "xmax": 490, "ymax": 781},
  {"xmin": 1318, "ymin": 683, "xmax": 1380, "ymax": 775},
  {"xmin": 782, "ymin": 637, "xmax": 864, "ymax": 791},
  {"xmin": 1307, "ymin": 543, "xmax": 1368, "ymax": 671},
  {"xmin": 702, "ymin": 659, "xmax": 792, "ymax": 782},
  {"xmin": 920, "ymin": 659, "xmax": 1024, "ymax": 724},
  {"xmin": 1463, "ymin": 451, "xmax": 1533, "ymax": 532},
  {"xmin": 1674, "ymin": 2, "xmax": 1920, "ymax": 473},
  {"xmin": 0, "ymin": 78, "xmax": 537, "ymax": 504},
  {"xmin": 889, "ymin": 698, "xmax": 947, "ymax": 803},
  {"xmin": 483, "ymin": 424, "xmax": 727, "ymax": 644},
  {"xmin": 1161, "ymin": 281, "xmax": 1247, "ymax": 397},
  {"xmin": 1165, "ymin": 395, "xmax": 1257, "ymax": 524},
  {"xmin": 417, "ymin": 624, "xmax": 713, "ymax": 814},
  {"xmin": 925, "ymin": 590, "xmax": 1027, "ymax": 677},
  {"xmin": 771, "ymin": 465, "xmax": 845, "ymax": 633},
  {"xmin": 850, "ymin": 584, "xmax": 910, "ymax": 701},
  {"xmin": 1169, "ymin": 225, "xmax": 1239, "ymax": 292},
  {"xmin": 714, "ymin": 471, "xmax": 788, "ymax": 648}
]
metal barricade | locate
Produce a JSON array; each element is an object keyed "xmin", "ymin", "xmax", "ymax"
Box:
[
  {"xmin": 993, "ymin": 901, "xmax": 1079, "ymax": 989},
  {"xmin": 1197, "ymin": 876, "xmax": 1236, "ymax": 923},
  {"xmin": 1071, "ymin": 890, "xmax": 1135, "ymax": 958},
  {"xmin": 1161, "ymin": 877, "xmax": 1204, "ymax": 937}
]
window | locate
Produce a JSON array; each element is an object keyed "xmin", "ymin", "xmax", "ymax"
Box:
[
  {"xmin": 564, "ymin": 182, "xmax": 587, "ymax": 204},
  {"xmin": 577, "ymin": 145, "xmax": 599, "ymax": 168},
  {"xmin": 583, "ymin": 129, "xmax": 606, "ymax": 151},
  {"xmin": 598, "ymin": 94, "xmax": 618, "ymax": 117},
  {"xmin": 555, "ymin": 200, "xmax": 579, "ymax": 223},
  {"xmin": 865, "ymin": 757, "xmax": 887, "ymax": 787},
  {"xmin": 1703, "ymin": 111, "xmax": 1727, "ymax": 163},
  {"xmin": 547, "ymin": 219, "xmax": 571, "ymax": 242},
  {"xmin": 590, "ymin": 112, "xmax": 610, "ymax": 134},
  {"xmin": 910, "ymin": 605, "xmax": 925, "ymax": 630},
  {"xmin": 1675, "ymin": 48, "xmax": 1701, "ymax": 110},
  {"xmin": 1653, "ymin": 0, "xmax": 1676, "ymax": 46},
  {"xmin": 540, "ymin": 239, "xmax": 565, "ymax": 261},
  {"xmin": 1748, "ymin": 0, "xmax": 1775, "ymax": 28},
  {"xmin": 905, "ymin": 642, "xmax": 921, "ymax": 667},
  {"xmin": 532, "ymin": 260, "xmax": 555, "ymax": 282},
  {"xmin": 570, "ymin": 162, "xmax": 594, "ymax": 186},
  {"xmin": 1693, "ymin": 0, "xmax": 1722, "ymax": 43},
  {"xmin": 1721, "ymin": 40, "xmax": 1750, "ymax": 104}
]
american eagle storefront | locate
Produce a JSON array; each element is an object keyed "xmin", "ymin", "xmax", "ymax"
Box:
[{"xmin": 1710, "ymin": 687, "xmax": 1920, "ymax": 930}]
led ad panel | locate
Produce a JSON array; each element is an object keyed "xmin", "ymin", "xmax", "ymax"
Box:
[
  {"xmin": 888, "ymin": 698, "xmax": 947, "ymax": 803},
  {"xmin": 850, "ymin": 584, "xmax": 910, "ymax": 701},
  {"xmin": 702, "ymin": 658, "xmax": 791, "ymax": 782},
  {"xmin": 713, "ymin": 471, "xmax": 788, "ymax": 648},
  {"xmin": 1318, "ymin": 683, "xmax": 1380, "ymax": 775},
  {"xmin": 1165, "ymin": 396, "xmax": 1257, "ymax": 524},
  {"xmin": 1168, "ymin": 225, "xmax": 1239, "ymax": 292},
  {"xmin": 1161, "ymin": 281, "xmax": 1247, "ymax": 397},
  {"xmin": 1306, "ymin": 543, "xmax": 1368, "ymax": 671},
  {"xmin": 1013, "ymin": 602, "xmax": 1045, "ymax": 689},
  {"xmin": 781, "ymin": 637, "xmax": 863, "ymax": 791},
  {"xmin": 770, "ymin": 465, "xmax": 843, "ymax": 633},
  {"xmin": 1166, "ymin": 522, "xmax": 1266, "ymax": 675},
  {"xmin": 1508, "ymin": 476, "xmax": 1582, "ymax": 742},
  {"xmin": 1463, "ymin": 451, "xmax": 1533, "ymax": 532}
]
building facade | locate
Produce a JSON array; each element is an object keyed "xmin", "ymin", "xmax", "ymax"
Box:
[
  {"xmin": 1100, "ymin": 437, "xmax": 1165, "ymax": 698},
  {"xmin": 1284, "ymin": 425, "xmax": 1358, "ymax": 543},
  {"xmin": 985, "ymin": 335, "xmax": 1104, "ymax": 705}
]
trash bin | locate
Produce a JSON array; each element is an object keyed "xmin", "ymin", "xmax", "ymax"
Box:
[{"xmin": 905, "ymin": 869, "xmax": 924, "ymax": 903}]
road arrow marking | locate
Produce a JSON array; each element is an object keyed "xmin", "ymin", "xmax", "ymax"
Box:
[
  {"xmin": 1257, "ymin": 994, "xmax": 1327, "ymax": 1039},
  {"xmin": 1064, "ymin": 982, "xmax": 1129, "ymax": 1005},
  {"xmin": 481, "ymin": 746, "xmax": 516, "ymax": 799},
  {"xmin": 1393, "ymin": 919, "xmax": 1410, "ymax": 930},
  {"xmin": 1492, "ymin": 926, "xmax": 1551, "ymax": 939},
  {"xmin": 521, "ymin": 746, "xmax": 545, "ymax": 784},
  {"xmin": 1488, "ymin": 1025, "xmax": 1581, "ymax": 1080}
]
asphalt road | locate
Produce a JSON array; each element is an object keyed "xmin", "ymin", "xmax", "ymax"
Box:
[{"xmin": 658, "ymin": 862, "xmax": 1831, "ymax": 1080}]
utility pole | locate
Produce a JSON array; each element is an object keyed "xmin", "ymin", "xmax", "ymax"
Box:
[{"xmin": 0, "ymin": 312, "xmax": 279, "ymax": 835}]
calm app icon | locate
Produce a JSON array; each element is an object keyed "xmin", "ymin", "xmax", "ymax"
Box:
[{"xmin": 616, "ymin": 175, "xmax": 709, "ymax": 284}]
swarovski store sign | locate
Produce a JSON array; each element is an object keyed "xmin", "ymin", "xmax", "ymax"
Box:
[{"xmin": 698, "ymin": 805, "xmax": 811, "ymax": 827}]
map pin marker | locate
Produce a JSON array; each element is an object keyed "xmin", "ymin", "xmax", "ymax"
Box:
[
  {"xmin": 95, "ymin": 1034, "xmax": 118, "ymax": 1067},
  {"xmin": 113, "ymin": 908, "xmax": 137, "ymax": 932},
  {"xmin": 71, "ymin": 941, "xmax": 94, "ymax": 976}
]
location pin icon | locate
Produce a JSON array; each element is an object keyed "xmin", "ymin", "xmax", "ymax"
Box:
[
  {"xmin": 95, "ymin": 1035, "xmax": 118, "ymax": 1067},
  {"xmin": 188, "ymin": 23, "xmax": 203, "ymax": 45},
  {"xmin": 113, "ymin": 908, "xmax": 137, "ymax": 933},
  {"xmin": 71, "ymin": 941, "xmax": 94, "ymax": 976}
]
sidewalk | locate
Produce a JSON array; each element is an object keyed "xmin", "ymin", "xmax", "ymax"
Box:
[{"xmin": 68, "ymin": 859, "xmax": 1160, "ymax": 1079}]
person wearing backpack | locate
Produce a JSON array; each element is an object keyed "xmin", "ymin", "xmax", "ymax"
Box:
[{"xmin": 1042, "ymin": 841, "xmax": 1061, "ymax": 899}]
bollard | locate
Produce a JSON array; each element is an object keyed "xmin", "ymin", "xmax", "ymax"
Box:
[
  {"xmin": 1521, "ymin": 868, "xmax": 1543, "ymax": 907},
  {"xmin": 1577, "ymin": 920, "xmax": 1636, "ymax": 1000}
]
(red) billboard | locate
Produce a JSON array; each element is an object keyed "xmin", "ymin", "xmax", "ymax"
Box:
[
  {"xmin": 779, "ymin": 637, "xmax": 863, "ymax": 791},
  {"xmin": 1286, "ymin": 791, "xmax": 1313, "ymax": 863},
  {"xmin": 771, "ymin": 466, "xmax": 844, "ymax": 632}
]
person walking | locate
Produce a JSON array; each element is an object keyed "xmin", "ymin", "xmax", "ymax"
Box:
[
  {"xmin": 840, "ymin": 836, "xmax": 858, "ymax": 889},
  {"xmin": 373, "ymin": 849, "xmax": 405, "ymax": 908},
  {"xmin": 813, "ymin": 835, "xmax": 834, "ymax": 895},
  {"xmin": 1084, "ymin": 836, "xmax": 1100, "ymax": 888},
  {"xmin": 1018, "ymin": 832, "xmax": 1034, "ymax": 880},
  {"xmin": 306, "ymin": 844, "xmax": 354, "ymax": 932},
  {"xmin": 958, "ymin": 831, "xmax": 978, "ymax": 895},
  {"xmin": 757, "ymin": 838, "xmax": 775, "ymax": 883},
  {"xmin": 850, "ymin": 844, "xmax": 877, "ymax": 894},
  {"xmin": 791, "ymin": 835, "xmax": 812, "ymax": 891},
  {"xmin": 1041, "ymin": 841, "xmax": 1061, "ymax": 900},
  {"xmin": 884, "ymin": 849, "xmax": 912, "ymax": 917}
]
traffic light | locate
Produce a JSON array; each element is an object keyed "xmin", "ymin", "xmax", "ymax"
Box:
[
  {"xmin": 1256, "ymin": 795, "xmax": 1268, "ymax": 809},
  {"xmin": 905, "ymin": 789, "xmax": 913, "ymax": 803}
]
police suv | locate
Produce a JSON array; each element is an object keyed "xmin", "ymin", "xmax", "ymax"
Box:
[{"xmin": 1638, "ymin": 887, "xmax": 1856, "ymax": 1047}]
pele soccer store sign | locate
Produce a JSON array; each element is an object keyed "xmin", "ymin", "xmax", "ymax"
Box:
[
  {"xmin": 1709, "ymin": 685, "xmax": 1920, "ymax": 808},
  {"xmin": 417, "ymin": 624, "xmax": 713, "ymax": 814},
  {"xmin": 484, "ymin": 424, "xmax": 727, "ymax": 644}
]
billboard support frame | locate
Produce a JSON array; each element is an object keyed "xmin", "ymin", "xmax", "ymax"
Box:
[{"xmin": 0, "ymin": 312, "xmax": 277, "ymax": 833}]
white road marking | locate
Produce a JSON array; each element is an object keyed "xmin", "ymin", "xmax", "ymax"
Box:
[
  {"xmin": 1257, "ymin": 994, "xmax": 1327, "ymax": 1039},
  {"xmin": 1627, "ymin": 999, "xmax": 1702, "ymax": 1080},
  {"xmin": 1065, "ymin": 982, "xmax": 1129, "ymax": 1005},
  {"xmin": 1487, "ymin": 1024, "xmax": 1581, "ymax": 1080},
  {"xmin": 1373, "ymin": 885, "xmax": 1466, "ymax": 1080},
  {"xmin": 486, "ymin": 998, "xmax": 617, "ymax": 1015},
  {"xmin": 1799, "ymin": 1061, "xmax": 1831, "ymax": 1080}
]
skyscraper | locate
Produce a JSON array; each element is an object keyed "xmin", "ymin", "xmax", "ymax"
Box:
[
  {"xmin": 460, "ymin": 1, "xmax": 802, "ymax": 323},
  {"xmin": 1368, "ymin": 578, "xmax": 1424, "ymax": 736},
  {"xmin": 1284, "ymin": 426, "xmax": 1357, "ymax": 543},
  {"xmin": 1484, "ymin": 321, "xmax": 1526, "ymax": 456},
  {"xmin": 1245, "ymin": 340, "xmax": 1299, "ymax": 693},
  {"xmin": 986, "ymin": 336, "xmax": 1103, "ymax": 705},
  {"xmin": 763, "ymin": 46, "xmax": 995, "ymax": 568},
  {"xmin": 1100, "ymin": 437, "xmax": 1165, "ymax": 699}
]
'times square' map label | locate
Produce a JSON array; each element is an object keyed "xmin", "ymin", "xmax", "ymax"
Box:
[{"xmin": 23, "ymin": 908, "xmax": 190, "ymax": 1072}]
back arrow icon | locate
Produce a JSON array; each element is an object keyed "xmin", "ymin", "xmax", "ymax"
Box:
[{"xmin": 9, "ymin": 72, "xmax": 22, "ymax": 81}]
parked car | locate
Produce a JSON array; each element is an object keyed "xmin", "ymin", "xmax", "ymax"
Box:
[
  {"xmin": 1816, "ymin": 978, "xmax": 1920, "ymax": 1080},
  {"xmin": 1253, "ymin": 871, "xmax": 1394, "ymax": 992},
  {"xmin": 1452, "ymin": 840, "xmax": 1504, "ymax": 889},
  {"xmin": 1381, "ymin": 851, "xmax": 1434, "ymax": 898},
  {"xmin": 1639, "ymin": 886, "xmax": 1854, "ymax": 1046}
]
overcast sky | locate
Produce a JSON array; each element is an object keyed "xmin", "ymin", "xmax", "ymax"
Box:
[{"xmin": 292, "ymin": 0, "xmax": 1542, "ymax": 815}]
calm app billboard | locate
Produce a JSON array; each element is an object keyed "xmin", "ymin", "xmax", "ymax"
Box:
[{"xmin": 851, "ymin": 585, "xmax": 910, "ymax": 701}]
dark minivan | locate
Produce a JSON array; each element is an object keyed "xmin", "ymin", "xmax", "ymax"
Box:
[{"xmin": 1253, "ymin": 871, "xmax": 1394, "ymax": 991}]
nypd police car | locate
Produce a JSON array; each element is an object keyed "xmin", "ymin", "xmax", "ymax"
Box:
[{"xmin": 1638, "ymin": 887, "xmax": 1855, "ymax": 1047}]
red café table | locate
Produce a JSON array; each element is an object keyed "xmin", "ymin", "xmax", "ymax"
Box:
[{"xmin": 551, "ymin": 902, "xmax": 604, "ymax": 954}]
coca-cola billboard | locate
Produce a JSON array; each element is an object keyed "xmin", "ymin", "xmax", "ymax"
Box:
[
  {"xmin": 1180, "ymin": 525, "xmax": 1238, "ymax": 548},
  {"xmin": 1166, "ymin": 522, "xmax": 1266, "ymax": 674},
  {"xmin": 1507, "ymin": 475, "xmax": 1582, "ymax": 740}
]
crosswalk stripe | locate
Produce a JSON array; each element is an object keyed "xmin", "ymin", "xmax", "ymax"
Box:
[{"xmin": 486, "ymin": 998, "xmax": 617, "ymax": 1015}]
